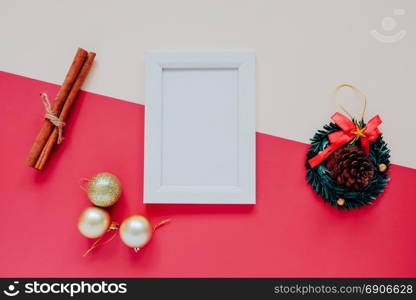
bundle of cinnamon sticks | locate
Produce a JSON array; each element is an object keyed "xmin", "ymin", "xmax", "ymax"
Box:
[{"xmin": 26, "ymin": 48, "xmax": 96, "ymax": 170}]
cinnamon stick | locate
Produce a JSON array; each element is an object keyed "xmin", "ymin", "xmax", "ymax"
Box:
[
  {"xmin": 26, "ymin": 48, "xmax": 88, "ymax": 167},
  {"xmin": 34, "ymin": 52, "xmax": 96, "ymax": 170}
]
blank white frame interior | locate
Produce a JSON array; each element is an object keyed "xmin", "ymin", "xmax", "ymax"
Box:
[{"xmin": 144, "ymin": 51, "xmax": 256, "ymax": 204}]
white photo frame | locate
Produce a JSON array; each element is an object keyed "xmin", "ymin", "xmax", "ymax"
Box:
[{"xmin": 144, "ymin": 51, "xmax": 256, "ymax": 204}]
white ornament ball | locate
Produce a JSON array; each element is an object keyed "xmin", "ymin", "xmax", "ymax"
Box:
[
  {"xmin": 78, "ymin": 207, "xmax": 111, "ymax": 239},
  {"xmin": 119, "ymin": 215, "xmax": 152, "ymax": 249}
]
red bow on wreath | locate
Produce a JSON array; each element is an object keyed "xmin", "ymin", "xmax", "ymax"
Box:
[{"xmin": 308, "ymin": 112, "xmax": 382, "ymax": 168}]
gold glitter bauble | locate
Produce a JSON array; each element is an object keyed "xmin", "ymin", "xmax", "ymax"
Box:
[
  {"xmin": 87, "ymin": 172, "xmax": 121, "ymax": 207},
  {"xmin": 378, "ymin": 163, "xmax": 387, "ymax": 173},
  {"xmin": 337, "ymin": 198, "xmax": 345, "ymax": 206}
]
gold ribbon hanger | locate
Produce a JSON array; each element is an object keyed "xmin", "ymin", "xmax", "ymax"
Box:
[{"xmin": 332, "ymin": 83, "xmax": 367, "ymax": 122}]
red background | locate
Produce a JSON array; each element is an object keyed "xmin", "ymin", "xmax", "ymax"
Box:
[{"xmin": 1, "ymin": 71, "xmax": 415, "ymax": 277}]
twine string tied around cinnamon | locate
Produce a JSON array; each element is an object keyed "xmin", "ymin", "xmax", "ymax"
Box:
[{"xmin": 40, "ymin": 93, "xmax": 65, "ymax": 144}]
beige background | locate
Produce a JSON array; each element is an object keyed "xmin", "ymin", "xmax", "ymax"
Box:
[{"xmin": 1, "ymin": 0, "xmax": 415, "ymax": 168}]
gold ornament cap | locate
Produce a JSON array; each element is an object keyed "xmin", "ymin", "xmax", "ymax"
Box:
[{"xmin": 87, "ymin": 172, "xmax": 122, "ymax": 207}]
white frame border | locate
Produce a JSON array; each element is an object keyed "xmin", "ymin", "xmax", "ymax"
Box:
[{"xmin": 144, "ymin": 51, "xmax": 256, "ymax": 204}]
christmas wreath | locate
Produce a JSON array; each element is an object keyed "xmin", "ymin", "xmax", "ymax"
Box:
[{"xmin": 306, "ymin": 84, "xmax": 390, "ymax": 209}]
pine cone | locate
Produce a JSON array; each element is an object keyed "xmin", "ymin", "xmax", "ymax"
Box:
[{"xmin": 326, "ymin": 146, "xmax": 374, "ymax": 191}]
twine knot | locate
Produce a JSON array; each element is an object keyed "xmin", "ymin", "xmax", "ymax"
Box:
[{"xmin": 40, "ymin": 93, "xmax": 65, "ymax": 144}]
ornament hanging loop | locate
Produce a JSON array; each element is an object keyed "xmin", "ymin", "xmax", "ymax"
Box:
[
  {"xmin": 332, "ymin": 84, "xmax": 367, "ymax": 122},
  {"xmin": 82, "ymin": 221, "xmax": 119, "ymax": 257},
  {"xmin": 153, "ymin": 219, "xmax": 171, "ymax": 232}
]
